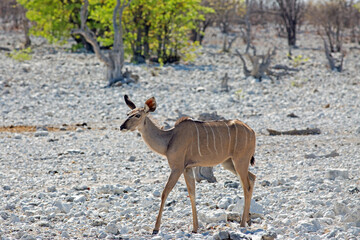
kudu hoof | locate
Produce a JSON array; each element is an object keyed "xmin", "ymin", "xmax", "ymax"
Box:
[
  {"xmin": 152, "ymin": 230, "xmax": 159, "ymax": 235},
  {"xmin": 247, "ymin": 219, "xmax": 252, "ymax": 227},
  {"xmin": 192, "ymin": 230, "xmax": 197, "ymax": 234},
  {"xmin": 247, "ymin": 213, "xmax": 252, "ymax": 226}
]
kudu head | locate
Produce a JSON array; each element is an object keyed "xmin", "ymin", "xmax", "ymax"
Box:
[{"xmin": 120, "ymin": 95, "xmax": 157, "ymax": 132}]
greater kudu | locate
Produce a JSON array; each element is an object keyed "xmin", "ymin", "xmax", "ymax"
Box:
[{"xmin": 120, "ymin": 95, "xmax": 256, "ymax": 234}]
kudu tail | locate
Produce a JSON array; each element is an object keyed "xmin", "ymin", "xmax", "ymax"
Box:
[{"xmin": 250, "ymin": 156, "xmax": 255, "ymax": 166}]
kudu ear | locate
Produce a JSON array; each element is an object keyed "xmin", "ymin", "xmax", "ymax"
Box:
[
  {"xmin": 144, "ymin": 97, "xmax": 156, "ymax": 113},
  {"xmin": 124, "ymin": 95, "xmax": 136, "ymax": 109}
]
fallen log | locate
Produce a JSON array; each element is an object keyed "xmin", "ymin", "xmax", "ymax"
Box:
[
  {"xmin": 267, "ymin": 128, "xmax": 321, "ymax": 136},
  {"xmin": 305, "ymin": 150, "xmax": 339, "ymax": 159}
]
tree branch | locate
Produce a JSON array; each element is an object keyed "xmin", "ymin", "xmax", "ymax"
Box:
[
  {"xmin": 71, "ymin": 0, "xmax": 110, "ymax": 66},
  {"xmin": 235, "ymin": 49, "xmax": 251, "ymax": 77}
]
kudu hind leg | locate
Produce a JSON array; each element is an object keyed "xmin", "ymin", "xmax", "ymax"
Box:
[
  {"xmin": 233, "ymin": 159, "xmax": 255, "ymax": 227},
  {"xmin": 183, "ymin": 168, "xmax": 199, "ymax": 233},
  {"xmin": 221, "ymin": 158, "xmax": 237, "ymax": 175},
  {"xmin": 246, "ymin": 170, "xmax": 256, "ymax": 225},
  {"xmin": 153, "ymin": 169, "xmax": 182, "ymax": 234}
]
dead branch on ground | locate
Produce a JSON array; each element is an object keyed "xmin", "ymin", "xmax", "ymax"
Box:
[
  {"xmin": 267, "ymin": 128, "xmax": 321, "ymax": 136},
  {"xmin": 305, "ymin": 150, "xmax": 339, "ymax": 159},
  {"xmin": 235, "ymin": 47, "xmax": 276, "ymax": 81}
]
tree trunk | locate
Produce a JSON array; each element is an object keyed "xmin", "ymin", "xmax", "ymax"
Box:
[
  {"xmin": 287, "ymin": 26, "xmax": 296, "ymax": 47},
  {"xmin": 244, "ymin": 0, "xmax": 251, "ymax": 53},
  {"xmin": 132, "ymin": 27, "xmax": 145, "ymax": 63},
  {"xmin": 276, "ymin": 0, "xmax": 303, "ymax": 48},
  {"xmin": 144, "ymin": 24, "xmax": 150, "ymax": 59},
  {"xmin": 22, "ymin": 16, "xmax": 31, "ymax": 49},
  {"xmin": 106, "ymin": 51, "xmax": 124, "ymax": 85},
  {"xmin": 72, "ymin": 0, "xmax": 133, "ymax": 87}
]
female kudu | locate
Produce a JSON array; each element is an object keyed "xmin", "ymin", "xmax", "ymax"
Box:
[{"xmin": 120, "ymin": 95, "xmax": 256, "ymax": 234}]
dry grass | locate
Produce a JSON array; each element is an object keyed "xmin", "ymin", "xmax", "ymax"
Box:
[{"xmin": 0, "ymin": 125, "xmax": 79, "ymax": 133}]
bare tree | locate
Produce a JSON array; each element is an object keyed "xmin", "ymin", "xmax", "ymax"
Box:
[
  {"xmin": 308, "ymin": 0, "xmax": 359, "ymax": 53},
  {"xmin": 243, "ymin": 0, "xmax": 252, "ymax": 53},
  {"xmin": 210, "ymin": 0, "xmax": 240, "ymax": 52},
  {"xmin": 72, "ymin": 0, "xmax": 136, "ymax": 87},
  {"xmin": 0, "ymin": 0, "xmax": 31, "ymax": 48},
  {"xmin": 322, "ymin": 38, "xmax": 345, "ymax": 72},
  {"xmin": 236, "ymin": 47, "xmax": 276, "ymax": 81},
  {"xmin": 275, "ymin": 0, "xmax": 305, "ymax": 47}
]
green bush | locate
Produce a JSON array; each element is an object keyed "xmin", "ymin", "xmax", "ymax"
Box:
[
  {"xmin": 18, "ymin": 0, "xmax": 212, "ymax": 63},
  {"xmin": 8, "ymin": 47, "xmax": 32, "ymax": 62}
]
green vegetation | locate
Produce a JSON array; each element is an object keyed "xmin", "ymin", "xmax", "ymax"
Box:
[
  {"xmin": 17, "ymin": 0, "xmax": 81, "ymax": 44},
  {"xmin": 17, "ymin": 0, "xmax": 212, "ymax": 63},
  {"xmin": 288, "ymin": 54, "xmax": 310, "ymax": 67},
  {"xmin": 8, "ymin": 47, "xmax": 32, "ymax": 62},
  {"xmin": 235, "ymin": 89, "xmax": 245, "ymax": 99}
]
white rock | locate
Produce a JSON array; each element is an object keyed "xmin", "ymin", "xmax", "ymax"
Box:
[
  {"xmin": 199, "ymin": 209, "xmax": 227, "ymax": 224},
  {"xmin": 175, "ymin": 230, "xmax": 185, "ymax": 238},
  {"xmin": 74, "ymin": 195, "xmax": 86, "ymax": 203},
  {"xmin": 348, "ymin": 227, "xmax": 360, "ymax": 237},
  {"xmin": 218, "ymin": 231, "xmax": 230, "ymax": 239},
  {"xmin": 61, "ymin": 231, "xmax": 70, "ymax": 238},
  {"xmin": 10, "ymin": 214, "xmax": 20, "ymax": 223},
  {"xmin": 98, "ymin": 231, "xmax": 107, "ymax": 238},
  {"xmin": 97, "ymin": 185, "xmax": 123, "ymax": 195},
  {"xmin": 334, "ymin": 202, "xmax": 350, "ymax": 216},
  {"xmin": 356, "ymin": 127, "xmax": 360, "ymax": 134},
  {"xmin": 66, "ymin": 149, "xmax": 84, "ymax": 155},
  {"xmin": 105, "ymin": 222, "xmax": 119, "ymax": 235},
  {"xmin": 14, "ymin": 134, "xmax": 22, "ymax": 139},
  {"xmin": 38, "ymin": 221, "xmax": 51, "ymax": 227},
  {"xmin": 34, "ymin": 131, "xmax": 49, "ymax": 137},
  {"xmin": 76, "ymin": 128, "xmax": 84, "ymax": 132},
  {"xmin": 120, "ymin": 226, "xmax": 128, "ymax": 234},
  {"xmin": 47, "ymin": 186, "xmax": 57, "ymax": 192},
  {"xmin": 218, "ymin": 197, "xmax": 233, "ymax": 210},
  {"xmin": 343, "ymin": 208, "xmax": 360, "ymax": 223},
  {"xmin": 153, "ymin": 190, "xmax": 161, "ymax": 198},
  {"xmin": 295, "ymin": 219, "xmax": 321, "ymax": 233},
  {"xmin": 325, "ymin": 169, "xmax": 349, "ymax": 180},
  {"xmin": 233, "ymin": 198, "xmax": 264, "ymax": 215},
  {"xmin": 142, "ymin": 197, "xmax": 155, "ymax": 207},
  {"xmin": 54, "ymin": 201, "xmax": 72, "ymax": 214},
  {"xmin": 20, "ymin": 234, "xmax": 36, "ymax": 240},
  {"xmin": 323, "ymin": 210, "xmax": 335, "ymax": 219}
]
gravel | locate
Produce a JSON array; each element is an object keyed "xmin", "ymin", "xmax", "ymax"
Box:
[{"xmin": 0, "ymin": 29, "xmax": 359, "ymax": 239}]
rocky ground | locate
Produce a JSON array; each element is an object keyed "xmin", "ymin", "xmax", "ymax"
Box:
[{"xmin": 0, "ymin": 29, "xmax": 360, "ymax": 240}]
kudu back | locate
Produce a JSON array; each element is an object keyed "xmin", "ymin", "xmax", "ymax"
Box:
[{"xmin": 120, "ymin": 95, "xmax": 256, "ymax": 234}]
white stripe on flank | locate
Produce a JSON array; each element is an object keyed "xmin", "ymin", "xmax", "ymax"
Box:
[
  {"xmin": 194, "ymin": 123, "xmax": 202, "ymax": 157},
  {"xmin": 216, "ymin": 126, "xmax": 223, "ymax": 154},
  {"xmin": 203, "ymin": 124, "xmax": 211, "ymax": 153},
  {"xmin": 224, "ymin": 122, "xmax": 231, "ymax": 154},
  {"xmin": 234, "ymin": 123, "xmax": 238, "ymax": 152},
  {"xmin": 207, "ymin": 123, "xmax": 218, "ymax": 155}
]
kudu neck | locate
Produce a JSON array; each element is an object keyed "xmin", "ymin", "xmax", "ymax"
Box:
[{"xmin": 138, "ymin": 116, "xmax": 172, "ymax": 156}]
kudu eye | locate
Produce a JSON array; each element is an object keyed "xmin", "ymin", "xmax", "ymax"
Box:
[{"xmin": 135, "ymin": 114, "xmax": 141, "ymax": 118}]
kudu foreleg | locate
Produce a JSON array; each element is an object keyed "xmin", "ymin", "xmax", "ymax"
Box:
[
  {"xmin": 183, "ymin": 168, "xmax": 199, "ymax": 233},
  {"xmin": 153, "ymin": 169, "xmax": 182, "ymax": 234}
]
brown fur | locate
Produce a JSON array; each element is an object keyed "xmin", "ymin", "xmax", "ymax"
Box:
[
  {"xmin": 175, "ymin": 116, "xmax": 191, "ymax": 126},
  {"xmin": 120, "ymin": 95, "xmax": 257, "ymax": 234}
]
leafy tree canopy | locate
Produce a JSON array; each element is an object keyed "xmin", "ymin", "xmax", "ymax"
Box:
[{"xmin": 18, "ymin": 0, "xmax": 213, "ymax": 63}]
